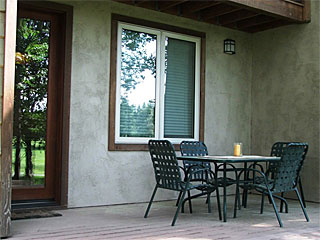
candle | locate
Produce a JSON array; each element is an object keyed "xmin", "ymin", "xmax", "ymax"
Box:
[{"xmin": 234, "ymin": 143, "xmax": 242, "ymax": 156}]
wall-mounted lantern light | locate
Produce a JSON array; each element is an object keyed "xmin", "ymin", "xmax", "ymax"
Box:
[{"xmin": 224, "ymin": 39, "xmax": 235, "ymax": 55}]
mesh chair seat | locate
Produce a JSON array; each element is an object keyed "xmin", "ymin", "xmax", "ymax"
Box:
[
  {"xmin": 179, "ymin": 181, "xmax": 215, "ymax": 191},
  {"xmin": 207, "ymin": 177, "xmax": 237, "ymax": 187}
]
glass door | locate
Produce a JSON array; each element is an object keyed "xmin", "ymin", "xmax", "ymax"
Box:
[{"xmin": 12, "ymin": 7, "xmax": 64, "ymax": 202}]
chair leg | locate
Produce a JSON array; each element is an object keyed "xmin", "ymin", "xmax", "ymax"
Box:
[
  {"xmin": 295, "ymin": 188, "xmax": 309, "ymax": 222},
  {"xmin": 274, "ymin": 194, "xmax": 288, "ymax": 213},
  {"xmin": 234, "ymin": 180, "xmax": 240, "ymax": 218},
  {"xmin": 207, "ymin": 193, "xmax": 211, "ymax": 213},
  {"xmin": 268, "ymin": 190, "xmax": 283, "ymax": 227},
  {"xmin": 298, "ymin": 178, "xmax": 306, "ymax": 208},
  {"xmin": 242, "ymin": 188, "xmax": 247, "ymax": 207},
  {"xmin": 172, "ymin": 189, "xmax": 188, "ymax": 226},
  {"xmin": 187, "ymin": 190, "xmax": 193, "ymax": 214},
  {"xmin": 216, "ymin": 186, "xmax": 222, "ymax": 220},
  {"xmin": 238, "ymin": 192, "xmax": 241, "ymax": 210},
  {"xmin": 237, "ymin": 181, "xmax": 241, "ymax": 210},
  {"xmin": 144, "ymin": 185, "xmax": 158, "ymax": 218},
  {"xmin": 243, "ymin": 190, "xmax": 248, "ymax": 208},
  {"xmin": 280, "ymin": 192, "xmax": 284, "ymax": 212},
  {"xmin": 260, "ymin": 193, "xmax": 265, "ymax": 214},
  {"xmin": 242, "ymin": 169, "xmax": 249, "ymax": 208},
  {"xmin": 176, "ymin": 191, "xmax": 182, "ymax": 206}
]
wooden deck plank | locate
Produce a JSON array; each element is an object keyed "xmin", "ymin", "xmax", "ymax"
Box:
[{"xmin": 11, "ymin": 195, "xmax": 320, "ymax": 240}]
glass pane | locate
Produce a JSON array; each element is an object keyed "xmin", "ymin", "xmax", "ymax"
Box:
[
  {"xmin": 12, "ymin": 18, "xmax": 50, "ymax": 187},
  {"xmin": 119, "ymin": 28, "xmax": 157, "ymax": 138},
  {"xmin": 164, "ymin": 37, "xmax": 195, "ymax": 138}
]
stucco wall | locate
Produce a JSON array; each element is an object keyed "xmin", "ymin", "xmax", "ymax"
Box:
[
  {"xmin": 251, "ymin": 1, "xmax": 320, "ymax": 202},
  {"xmin": 64, "ymin": 1, "xmax": 252, "ymax": 207}
]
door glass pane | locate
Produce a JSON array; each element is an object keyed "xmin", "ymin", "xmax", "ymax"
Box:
[
  {"xmin": 12, "ymin": 18, "xmax": 50, "ymax": 187},
  {"xmin": 164, "ymin": 37, "xmax": 195, "ymax": 138},
  {"xmin": 119, "ymin": 28, "xmax": 157, "ymax": 138}
]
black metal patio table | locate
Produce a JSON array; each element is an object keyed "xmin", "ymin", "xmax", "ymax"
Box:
[{"xmin": 177, "ymin": 155, "xmax": 281, "ymax": 222}]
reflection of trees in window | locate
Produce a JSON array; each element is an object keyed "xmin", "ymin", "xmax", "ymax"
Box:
[
  {"xmin": 13, "ymin": 18, "xmax": 50, "ymax": 180},
  {"xmin": 119, "ymin": 29, "xmax": 156, "ymax": 137},
  {"xmin": 120, "ymin": 98, "xmax": 155, "ymax": 137}
]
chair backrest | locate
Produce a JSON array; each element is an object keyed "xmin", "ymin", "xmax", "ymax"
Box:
[
  {"xmin": 272, "ymin": 143, "xmax": 308, "ymax": 192},
  {"xmin": 269, "ymin": 141, "xmax": 308, "ymax": 173},
  {"xmin": 180, "ymin": 141, "xmax": 211, "ymax": 180},
  {"xmin": 148, "ymin": 140, "xmax": 182, "ymax": 191},
  {"xmin": 271, "ymin": 142, "xmax": 308, "ymax": 160},
  {"xmin": 180, "ymin": 141, "xmax": 209, "ymax": 156},
  {"xmin": 271, "ymin": 142, "xmax": 290, "ymax": 157}
]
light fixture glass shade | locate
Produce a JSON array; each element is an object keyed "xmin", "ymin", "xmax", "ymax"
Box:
[{"xmin": 224, "ymin": 39, "xmax": 235, "ymax": 55}]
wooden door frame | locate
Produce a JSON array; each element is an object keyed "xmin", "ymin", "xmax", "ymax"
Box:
[
  {"xmin": 2, "ymin": 0, "xmax": 72, "ymax": 209},
  {"xmin": 13, "ymin": 8, "xmax": 61, "ymax": 201},
  {"xmin": 15, "ymin": 1, "xmax": 73, "ymax": 206}
]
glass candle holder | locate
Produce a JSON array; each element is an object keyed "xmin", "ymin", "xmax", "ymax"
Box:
[{"xmin": 234, "ymin": 142, "xmax": 242, "ymax": 156}]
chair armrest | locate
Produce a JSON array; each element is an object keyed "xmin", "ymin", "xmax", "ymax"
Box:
[
  {"xmin": 185, "ymin": 166, "xmax": 213, "ymax": 183},
  {"xmin": 179, "ymin": 166, "xmax": 188, "ymax": 179},
  {"xmin": 238, "ymin": 167, "xmax": 269, "ymax": 186},
  {"xmin": 247, "ymin": 163, "xmax": 265, "ymax": 173}
]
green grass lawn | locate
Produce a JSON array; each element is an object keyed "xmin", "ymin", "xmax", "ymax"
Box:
[{"xmin": 12, "ymin": 142, "xmax": 45, "ymax": 185}]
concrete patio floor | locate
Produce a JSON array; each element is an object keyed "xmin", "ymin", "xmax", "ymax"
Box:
[{"xmin": 11, "ymin": 194, "xmax": 320, "ymax": 240}]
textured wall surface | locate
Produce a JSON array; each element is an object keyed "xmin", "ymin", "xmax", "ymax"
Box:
[
  {"xmin": 65, "ymin": 0, "xmax": 252, "ymax": 207},
  {"xmin": 60, "ymin": 0, "xmax": 319, "ymax": 207},
  {"xmin": 251, "ymin": 1, "xmax": 320, "ymax": 202}
]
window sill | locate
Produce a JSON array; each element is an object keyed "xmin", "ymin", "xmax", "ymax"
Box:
[{"xmin": 108, "ymin": 143, "xmax": 180, "ymax": 151}]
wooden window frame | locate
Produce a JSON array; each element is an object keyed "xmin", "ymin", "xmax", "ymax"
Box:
[{"xmin": 108, "ymin": 14, "xmax": 206, "ymax": 151}]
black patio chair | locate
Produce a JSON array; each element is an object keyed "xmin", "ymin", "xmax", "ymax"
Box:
[
  {"xmin": 237, "ymin": 143, "xmax": 309, "ymax": 227},
  {"xmin": 144, "ymin": 140, "xmax": 219, "ymax": 226},
  {"xmin": 179, "ymin": 141, "xmax": 239, "ymax": 218},
  {"xmin": 269, "ymin": 142, "xmax": 308, "ymax": 209},
  {"xmin": 177, "ymin": 141, "xmax": 216, "ymax": 214},
  {"xmin": 242, "ymin": 142, "xmax": 308, "ymax": 210}
]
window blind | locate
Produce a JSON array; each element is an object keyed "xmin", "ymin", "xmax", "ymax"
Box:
[{"xmin": 164, "ymin": 38, "xmax": 195, "ymax": 138}]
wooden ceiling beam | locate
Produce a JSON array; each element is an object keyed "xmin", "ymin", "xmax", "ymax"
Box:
[
  {"xmin": 245, "ymin": 19, "xmax": 291, "ymax": 33},
  {"xmin": 135, "ymin": 0, "xmax": 151, "ymax": 6},
  {"xmin": 201, "ymin": 4, "xmax": 240, "ymax": 20},
  {"xmin": 134, "ymin": 0, "xmax": 158, "ymax": 10},
  {"xmin": 158, "ymin": 0, "xmax": 187, "ymax": 12},
  {"xmin": 218, "ymin": 9, "xmax": 259, "ymax": 25},
  {"xmin": 181, "ymin": 1, "xmax": 222, "ymax": 15},
  {"xmin": 236, "ymin": 15, "xmax": 275, "ymax": 29},
  {"xmin": 112, "ymin": 0, "xmax": 134, "ymax": 5}
]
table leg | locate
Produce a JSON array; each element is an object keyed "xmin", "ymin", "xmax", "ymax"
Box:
[
  {"xmin": 223, "ymin": 162, "xmax": 227, "ymax": 222},
  {"xmin": 215, "ymin": 163, "xmax": 222, "ymax": 221},
  {"xmin": 242, "ymin": 162, "xmax": 248, "ymax": 208}
]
